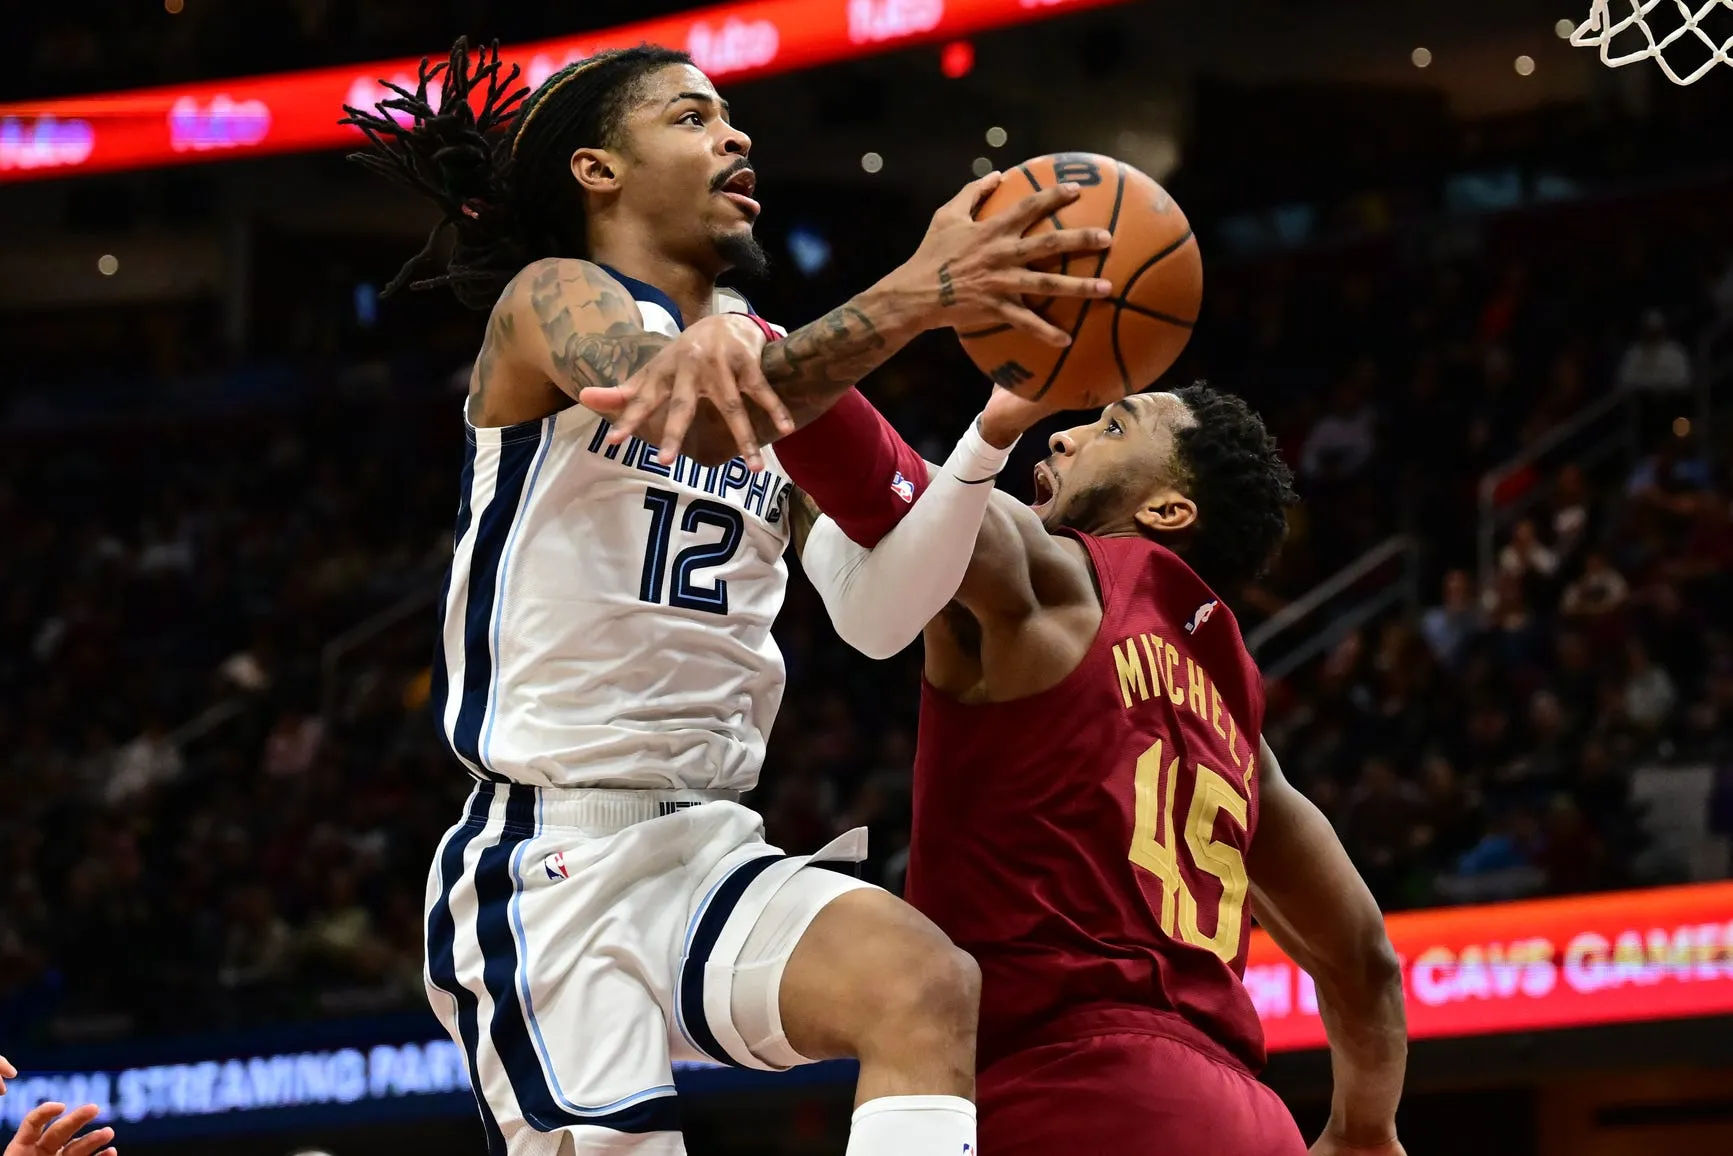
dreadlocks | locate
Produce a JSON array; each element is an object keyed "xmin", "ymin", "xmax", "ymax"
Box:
[
  {"xmin": 341, "ymin": 38, "xmax": 692, "ymax": 311},
  {"xmin": 1170, "ymin": 382, "xmax": 1299, "ymax": 593}
]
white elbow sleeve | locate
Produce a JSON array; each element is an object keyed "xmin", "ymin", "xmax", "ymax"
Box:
[{"xmin": 803, "ymin": 416, "xmax": 1017, "ymax": 660}]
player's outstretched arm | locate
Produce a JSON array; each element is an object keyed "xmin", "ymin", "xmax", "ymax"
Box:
[
  {"xmin": 798, "ymin": 388, "xmax": 1092, "ymax": 659},
  {"xmin": 943, "ymin": 389, "xmax": 1095, "ymax": 624},
  {"xmin": 580, "ymin": 172, "xmax": 1113, "ymax": 466},
  {"xmin": 1247, "ymin": 741, "xmax": 1408, "ymax": 1156}
]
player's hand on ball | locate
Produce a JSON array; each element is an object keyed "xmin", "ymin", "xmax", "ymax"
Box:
[
  {"xmin": 3, "ymin": 1100, "xmax": 116, "ymax": 1156},
  {"xmin": 889, "ymin": 171, "xmax": 1114, "ymax": 347},
  {"xmin": 578, "ymin": 313, "xmax": 794, "ymax": 471}
]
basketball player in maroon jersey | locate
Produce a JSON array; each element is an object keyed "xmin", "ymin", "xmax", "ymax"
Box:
[{"xmin": 793, "ymin": 385, "xmax": 1408, "ymax": 1156}]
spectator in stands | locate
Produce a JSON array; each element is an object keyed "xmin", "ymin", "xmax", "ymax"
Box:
[
  {"xmin": 1626, "ymin": 435, "xmax": 1712, "ymax": 515},
  {"xmin": 1618, "ymin": 309, "xmax": 1695, "ymax": 444},
  {"xmin": 1665, "ymin": 490, "xmax": 1733, "ymax": 603},
  {"xmin": 1538, "ymin": 794, "xmax": 1605, "ymax": 894},
  {"xmin": 217, "ymin": 881, "xmax": 294, "ymax": 996},
  {"xmin": 1561, "ymin": 552, "xmax": 1629, "ymax": 617},
  {"xmin": 1340, "ymin": 755, "xmax": 1426, "ymax": 902},
  {"xmin": 1421, "ymin": 569, "xmax": 1483, "ymax": 668},
  {"xmin": 1547, "ymin": 464, "xmax": 1593, "ymax": 564},
  {"xmin": 104, "ymin": 715, "xmax": 183, "ymax": 805},
  {"xmin": 1616, "ymin": 308, "xmax": 1693, "ymax": 394},
  {"xmin": 1299, "ymin": 364, "xmax": 1379, "ymax": 482},
  {"xmin": 1411, "ymin": 754, "xmax": 1483, "ymax": 871},
  {"xmin": 1498, "ymin": 518, "xmax": 1559, "ymax": 584},
  {"xmin": 1448, "ymin": 806, "xmax": 1545, "ymax": 901},
  {"xmin": 1622, "ymin": 639, "xmax": 1679, "ymax": 735}
]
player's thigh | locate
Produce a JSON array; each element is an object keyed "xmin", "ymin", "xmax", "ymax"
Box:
[
  {"xmin": 773, "ymin": 881, "xmax": 978, "ymax": 1062},
  {"xmin": 675, "ymin": 851, "xmax": 974, "ymax": 1070},
  {"xmin": 424, "ymin": 789, "xmax": 688, "ymax": 1153},
  {"xmin": 978, "ymin": 1032, "xmax": 1306, "ymax": 1156},
  {"xmin": 675, "ymin": 848, "xmax": 876, "ymax": 1069}
]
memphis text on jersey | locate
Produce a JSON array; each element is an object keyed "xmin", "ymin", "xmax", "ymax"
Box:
[{"xmin": 587, "ymin": 418, "xmax": 793, "ymax": 526}]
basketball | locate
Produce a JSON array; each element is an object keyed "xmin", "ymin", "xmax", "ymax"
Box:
[{"xmin": 959, "ymin": 152, "xmax": 1202, "ymax": 410}]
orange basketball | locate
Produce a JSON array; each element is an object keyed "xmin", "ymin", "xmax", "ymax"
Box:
[{"xmin": 959, "ymin": 152, "xmax": 1202, "ymax": 410}]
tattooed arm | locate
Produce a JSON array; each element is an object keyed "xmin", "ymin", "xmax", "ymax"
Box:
[
  {"xmin": 473, "ymin": 255, "xmax": 925, "ymax": 464},
  {"xmin": 467, "ymin": 258, "xmax": 672, "ymax": 429},
  {"xmin": 575, "ymin": 172, "xmax": 1115, "ymax": 465}
]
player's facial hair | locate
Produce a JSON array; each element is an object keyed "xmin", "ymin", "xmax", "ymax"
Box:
[
  {"xmin": 1054, "ymin": 478, "xmax": 1127, "ymax": 535},
  {"xmin": 715, "ymin": 230, "xmax": 770, "ymax": 279}
]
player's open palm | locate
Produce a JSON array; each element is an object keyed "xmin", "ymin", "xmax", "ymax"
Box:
[
  {"xmin": 578, "ymin": 312, "xmax": 794, "ymax": 471},
  {"xmin": 889, "ymin": 171, "xmax": 1114, "ymax": 348},
  {"xmin": 1, "ymin": 1059, "xmax": 116, "ymax": 1156}
]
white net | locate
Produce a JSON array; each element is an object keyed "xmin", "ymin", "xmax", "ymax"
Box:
[{"xmin": 1571, "ymin": 0, "xmax": 1733, "ymax": 84}]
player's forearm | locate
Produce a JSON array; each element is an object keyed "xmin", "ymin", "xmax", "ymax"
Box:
[
  {"xmin": 802, "ymin": 419, "xmax": 1016, "ymax": 659},
  {"xmin": 774, "ymin": 389, "xmax": 933, "ymax": 547},
  {"xmin": 1316, "ymin": 943, "xmax": 1407, "ymax": 1149},
  {"xmin": 757, "ymin": 280, "xmax": 929, "ymax": 434},
  {"xmin": 676, "ymin": 282, "xmax": 929, "ymax": 468}
]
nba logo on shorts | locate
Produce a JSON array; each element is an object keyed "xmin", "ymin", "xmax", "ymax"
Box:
[
  {"xmin": 544, "ymin": 851, "xmax": 570, "ymax": 881},
  {"xmin": 890, "ymin": 471, "xmax": 915, "ymax": 503},
  {"xmin": 1185, "ymin": 600, "xmax": 1218, "ymax": 634}
]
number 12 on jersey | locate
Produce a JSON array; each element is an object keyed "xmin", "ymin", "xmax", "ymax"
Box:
[
  {"xmin": 1129, "ymin": 739, "xmax": 1250, "ymax": 963},
  {"xmin": 640, "ymin": 487, "xmax": 744, "ymax": 615}
]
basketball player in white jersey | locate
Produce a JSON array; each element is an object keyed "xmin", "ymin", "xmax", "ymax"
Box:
[{"xmin": 345, "ymin": 40, "xmax": 1113, "ymax": 1155}]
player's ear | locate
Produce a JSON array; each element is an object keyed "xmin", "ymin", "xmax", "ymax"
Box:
[
  {"xmin": 1134, "ymin": 488, "xmax": 1196, "ymax": 536},
  {"xmin": 571, "ymin": 147, "xmax": 623, "ymax": 196}
]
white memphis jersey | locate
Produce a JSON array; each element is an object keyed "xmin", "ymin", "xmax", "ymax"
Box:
[{"xmin": 434, "ymin": 268, "xmax": 794, "ymax": 791}]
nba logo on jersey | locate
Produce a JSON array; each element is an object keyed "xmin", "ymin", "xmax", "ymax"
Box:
[
  {"xmin": 1185, "ymin": 600, "xmax": 1219, "ymax": 634},
  {"xmin": 890, "ymin": 471, "xmax": 915, "ymax": 503},
  {"xmin": 544, "ymin": 851, "xmax": 570, "ymax": 881}
]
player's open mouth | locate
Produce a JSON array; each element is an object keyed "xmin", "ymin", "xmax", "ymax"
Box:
[
  {"xmin": 1032, "ymin": 461, "xmax": 1056, "ymax": 509},
  {"xmin": 717, "ymin": 168, "xmax": 760, "ymax": 218}
]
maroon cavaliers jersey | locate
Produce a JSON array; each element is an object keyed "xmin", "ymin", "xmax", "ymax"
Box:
[{"xmin": 907, "ymin": 531, "xmax": 1269, "ymax": 1073}]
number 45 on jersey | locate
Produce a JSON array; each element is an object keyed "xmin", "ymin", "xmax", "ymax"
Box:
[{"xmin": 1130, "ymin": 739, "xmax": 1251, "ymax": 963}]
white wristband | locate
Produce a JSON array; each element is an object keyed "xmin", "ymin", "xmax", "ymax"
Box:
[{"xmin": 951, "ymin": 415, "xmax": 1017, "ymax": 483}]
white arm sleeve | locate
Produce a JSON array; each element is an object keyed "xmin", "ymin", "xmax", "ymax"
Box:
[{"xmin": 801, "ymin": 415, "xmax": 1017, "ymax": 660}]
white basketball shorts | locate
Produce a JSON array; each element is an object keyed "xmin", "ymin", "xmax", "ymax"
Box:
[{"xmin": 423, "ymin": 781, "xmax": 874, "ymax": 1155}]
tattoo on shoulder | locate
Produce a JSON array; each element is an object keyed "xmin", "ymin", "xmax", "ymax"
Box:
[{"xmin": 519, "ymin": 259, "xmax": 672, "ymax": 394}]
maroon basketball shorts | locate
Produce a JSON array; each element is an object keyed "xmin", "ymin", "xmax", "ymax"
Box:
[{"xmin": 978, "ymin": 1025, "xmax": 1308, "ymax": 1156}]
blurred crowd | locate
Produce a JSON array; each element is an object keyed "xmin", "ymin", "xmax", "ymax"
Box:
[
  {"xmin": 0, "ymin": 402, "xmax": 463, "ymax": 1037},
  {"xmin": 3, "ymin": 164, "xmax": 1733, "ymax": 1047}
]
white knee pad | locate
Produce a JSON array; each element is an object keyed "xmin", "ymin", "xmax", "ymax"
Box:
[{"xmin": 728, "ymin": 865, "xmax": 875, "ymax": 1070}]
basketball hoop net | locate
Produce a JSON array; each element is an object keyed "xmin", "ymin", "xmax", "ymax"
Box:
[{"xmin": 1571, "ymin": 0, "xmax": 1733, "ymax": 84}]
